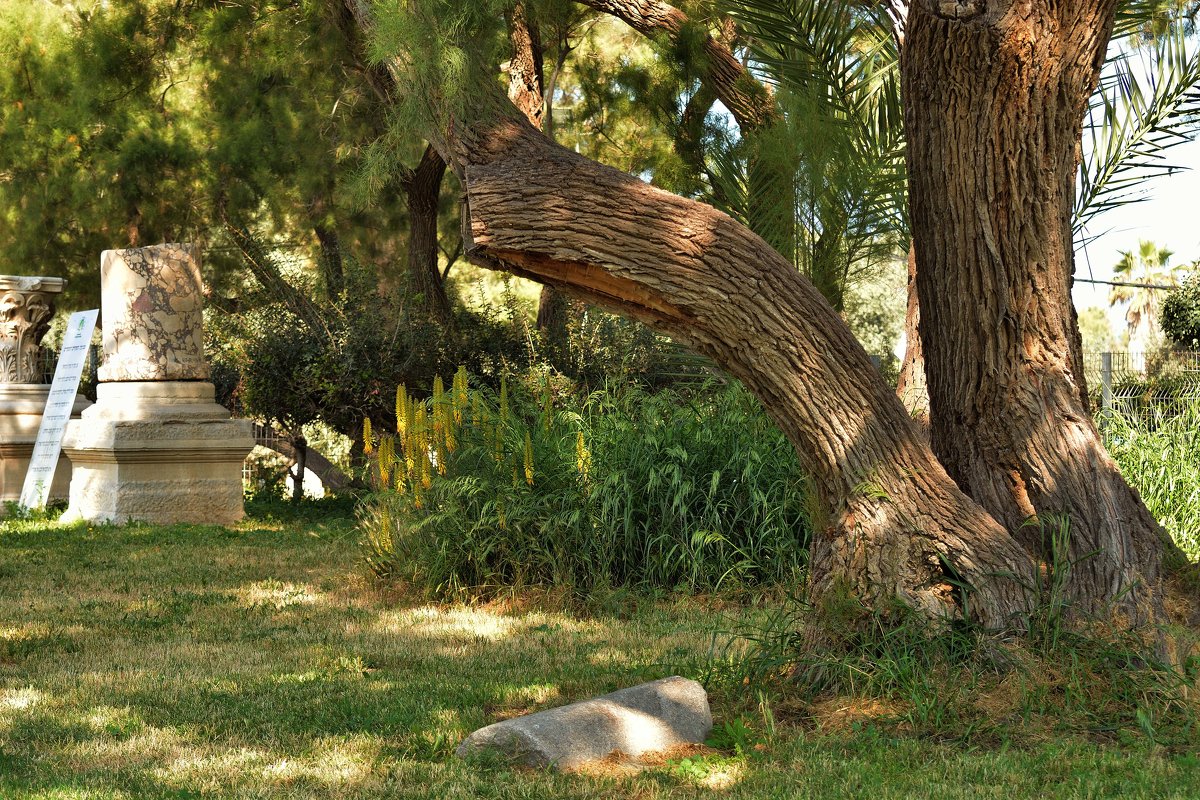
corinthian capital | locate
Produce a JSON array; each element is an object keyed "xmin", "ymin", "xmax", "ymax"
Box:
[{"xmin": 0, "ymin": 276, "xmax": 66, "ymax": 384}]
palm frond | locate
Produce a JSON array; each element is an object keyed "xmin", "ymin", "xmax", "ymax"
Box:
[{"xmin": 1076, "ymin": 25, "xmax": 1200, "ymax": 236}]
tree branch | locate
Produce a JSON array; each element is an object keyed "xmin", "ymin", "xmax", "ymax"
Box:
[{"xmin": 575, "ymin": 0, "xmax": 777, "ymax": 132}]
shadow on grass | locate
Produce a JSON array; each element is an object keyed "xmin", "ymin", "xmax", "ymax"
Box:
[{"xmin": 0, "ymin": 505, "xmax": 707, "ymax": 799}]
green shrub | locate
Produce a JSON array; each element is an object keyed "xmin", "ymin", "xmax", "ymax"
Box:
[
  {"xmin": 361, "ymin": 370, "xmax": 810, "ymax": 597},
  {"xmin": 1103, "ymin": 401, "xmax": 1200, "ymax": 561},
  {"xmin": 1162, "ymin": 273, "xmax": 1200, "ymax": 349}
]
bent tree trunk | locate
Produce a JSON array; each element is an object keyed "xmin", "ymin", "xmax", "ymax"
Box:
[
  {"xmin": 449, "ymin": 116, "xmax": 1037, "ymax": 627},
  {"xmin": 904, "ymin": 1, "xmax": 1167, "ymax": 624},
  {"xmin": 347, "ymin": 0, "xmax": 1167, "ymax": 629}
]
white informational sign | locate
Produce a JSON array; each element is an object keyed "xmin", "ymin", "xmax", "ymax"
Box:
[{"xmin": 19, "ymin": 309, "xmax": 99, "ymax": 510}]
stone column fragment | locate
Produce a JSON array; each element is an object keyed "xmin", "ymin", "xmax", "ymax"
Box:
[
  {"xmin": 98, "ymin": 243, "xmax": 208, "ymax": 382},
  {"xmin": 0, "ymin": 276, "xmax": 64, "ymax": 383},
  {"xmin": 0, "ymin": 276, "xmax": 89, "ymax": 506},
  {"xmin": 63, "ymin": 244, "xmax": 252, "ymax": 525}
]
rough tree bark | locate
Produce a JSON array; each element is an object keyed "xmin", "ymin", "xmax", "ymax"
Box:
[
  {"xmin": 400, "ymin": 144, "xmax": 453, "ymax": 323},
  {"xmin": 904, "ymin": 0, "xmax": 1167, "ymax": 623},
  {"xmin": 506, "ymin": 2, "xmax": 571, "ymax": 349}
]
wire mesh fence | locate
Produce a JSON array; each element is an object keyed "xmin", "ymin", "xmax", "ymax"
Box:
[
  {"xmin": 1083, "ymin": 350, "xmax": 1200, "ymax": 423},
  {"xmin": 37, "ymin": 344, "xmax": 101, "ymax": 399}
]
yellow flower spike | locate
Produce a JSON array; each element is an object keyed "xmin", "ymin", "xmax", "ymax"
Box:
[
  {"xmin": 378, "ymin": 506, "xmax": 391, "ymax": 548},
  {"xmin": 379, "ymin": 436, "xmax": 392, "ymax": 485},
  {"xmin": 396, "ymin": 385, "xmax": 407, "ymax": 436},
  {"xmin": 404, "ymin": 397, "xmax": 416, "ymax": 451},
  {"xmin": 576, "ymin": 430, "xmax": 591, "ymax": 480},
  {"xmin": 422, "ymin": 454, "xmax": 433, "ymax": 489},
  {"xmin": 433, "ymin": 375, "xmax": 445, "ymax": 405},
  {"xmin": 395, "ymin": 472, "xmax": 406, "ymax": 495},
  {"xmin": 453, "ymin": 366, "xmax": 468, "ymax": 426},
  {"xmin": 523, "ymin": 430, "xmax": 534, "ymax": 486},
  {"xmin": 363, "ymin": 417, "xmax": 373, "ymax": 456},
  {"xmin": 405, "ymin": 432, "xmax": 417, "ymax": 479},
  {"xmin": 432, "ymin": 399, "xmax": 445, "ymax": 443},
  {"xmin": 512, "ymin": 464, "xmax": 520, "ymax": 488}
]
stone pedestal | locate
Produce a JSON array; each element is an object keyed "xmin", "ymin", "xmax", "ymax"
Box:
[
  {"xmin": 0, "ymin": 385, "xmax": 90, "ymax": 505},
  {"xmin": 0, "ymin": 276, "xmax": 91, "ymax": 508},
  {"xmin": 64, "ymin": 244, "xmax": 252, "ymax": 525},
  {"xmin": 61, "ymin": 382, "xmax": 253, "ymax": 525}
]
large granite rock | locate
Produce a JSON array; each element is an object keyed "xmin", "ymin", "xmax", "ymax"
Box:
[{"xmin": 456, "ymin": 676, "xmax": 712, "ymax": 770}]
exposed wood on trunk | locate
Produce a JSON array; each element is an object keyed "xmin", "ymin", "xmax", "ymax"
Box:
[
  {"xmin": 896, "ymin": 244, "xmax": 928, "ymax": 428},
  {"xmin": 903, "ymin": 0, "xmax": 1167, "ymax": 623}
]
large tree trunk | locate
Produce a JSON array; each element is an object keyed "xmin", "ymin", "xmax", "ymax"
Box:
[
  {"xmin": 453, "ymin": 117, "xmax": 1037, "ymax": 627},
  {"xmin": 345, "ymin": 0, "xmax": 1171, "ymax": 630},
  {"xmin": 904, "ymin": 1, "xmax": 1166, "ymax": 623},
  {"xmin": 403, "ymin": 144, "xmax": 452, "ymax": 322}
]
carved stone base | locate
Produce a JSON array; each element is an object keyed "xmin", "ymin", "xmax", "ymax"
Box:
[
  {"xmin": 0, "ymin": 384, "xmax": 91, "ymax": 508},
  {"xmin": 61, "ymin": 382, "xmax": 253, "ymax": 525}
]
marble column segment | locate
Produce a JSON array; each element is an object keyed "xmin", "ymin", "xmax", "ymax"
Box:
[{"xmin": 98, "ymin": 243, "xmax": 208, "ymax": 382}]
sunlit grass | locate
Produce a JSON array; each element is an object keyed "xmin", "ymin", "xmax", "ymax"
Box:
[{"xmin": 2, "ymin": 504, "xmax": 1198, "ymax": 799}]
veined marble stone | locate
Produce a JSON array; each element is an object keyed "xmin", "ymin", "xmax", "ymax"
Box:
[
  {"xmin": 61, "ymin": 382, "xmax": 253, "ymax": 525},
  {"xmin": 98, "ymin": 244, "xmax": 208, "ymax": 382},
  {"xmin": 0, "ymin": 276, "xmax": 65, "ymax": 383}
]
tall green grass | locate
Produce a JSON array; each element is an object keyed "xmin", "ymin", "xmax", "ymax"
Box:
[
  {"xmin": 361, "ymin": 372, "xmax": 810, "ymax": 597},
  {"xmin": 1102, "ymin": 401, "xmax": 1200, "ymax": 560}
]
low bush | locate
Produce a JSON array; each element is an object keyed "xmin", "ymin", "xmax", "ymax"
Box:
[
  {"xmin": 361, "ymin": 369, "xmax": 810, "ymax": 597},
  {"xmin": 1103, "ymin": 401, "xmax": 1200, "ymax": 561}
]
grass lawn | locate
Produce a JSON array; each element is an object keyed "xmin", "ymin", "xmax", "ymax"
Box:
[{"xmin": 2, "ymin": 501, "xmax": 1198, "ymax": 799}]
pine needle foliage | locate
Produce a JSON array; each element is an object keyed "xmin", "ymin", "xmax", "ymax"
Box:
[{"xmin": 361, "ymin": 371, "xmax": 810, "ymax": 596}]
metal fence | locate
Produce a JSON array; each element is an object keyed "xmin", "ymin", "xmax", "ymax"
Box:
[{"xmin": 1082, "ymin": 350, "xmax": 1200, "ymax": 421}]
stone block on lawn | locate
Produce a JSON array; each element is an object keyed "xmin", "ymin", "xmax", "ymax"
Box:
[{"xmin": 455, "ymin": 676, "xmax": 712, "ymax": 770}]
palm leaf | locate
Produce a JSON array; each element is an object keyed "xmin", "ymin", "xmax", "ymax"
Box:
[{"xmin": 1076, "ymin": 24, "xmax": 1200, "ymax": 236}]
